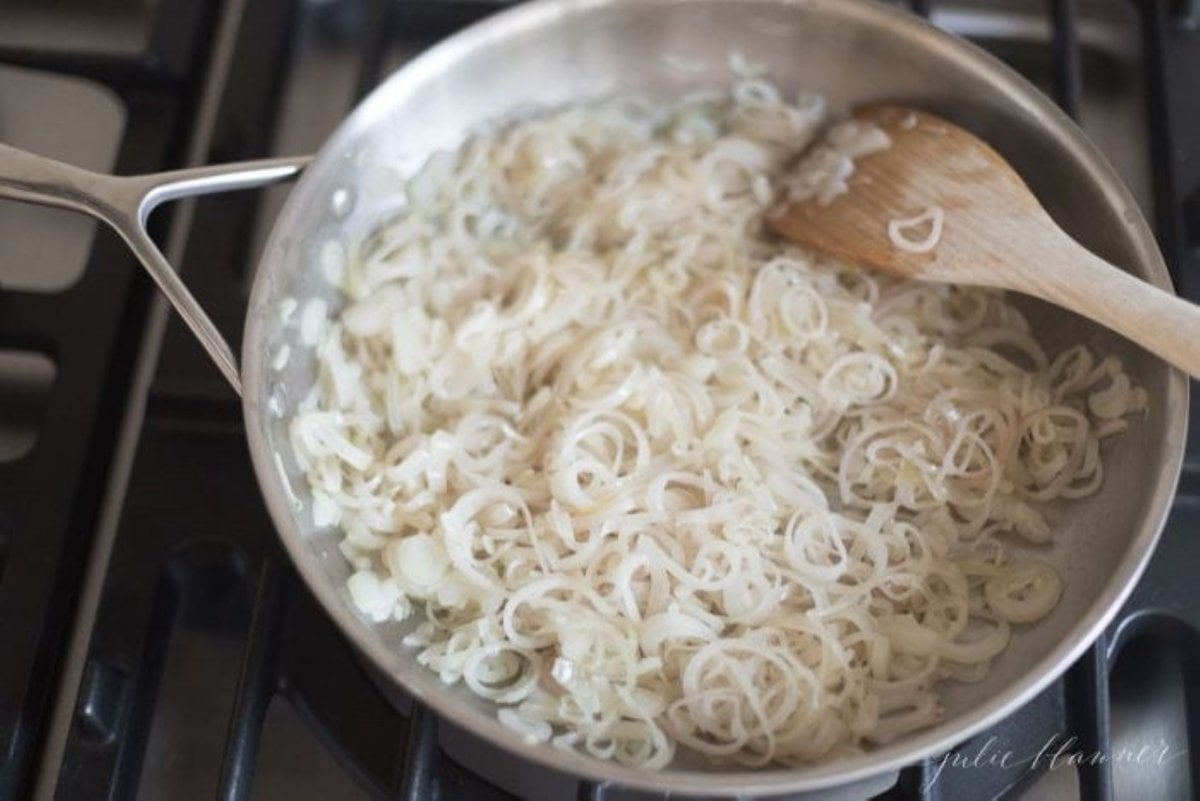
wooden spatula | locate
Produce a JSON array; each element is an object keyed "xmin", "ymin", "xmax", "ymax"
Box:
[{"xmin": 768, "ymin": 105, "xmax": 1200, "ymax": 378}]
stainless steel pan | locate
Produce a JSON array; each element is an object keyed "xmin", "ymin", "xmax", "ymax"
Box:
[{"xmin": 0, "ymin": 0, "xmax": 1186, "ymax": 795}]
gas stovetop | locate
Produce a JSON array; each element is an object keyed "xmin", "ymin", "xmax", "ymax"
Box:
[{"xmin": 1, "ymin": 2, "xmax": 1199, "ymax": 800}]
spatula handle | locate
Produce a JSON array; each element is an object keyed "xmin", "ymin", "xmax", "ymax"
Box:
[{"xmin": 1037, "ymin": 235, "xmax": 1200, "ymax": 379}]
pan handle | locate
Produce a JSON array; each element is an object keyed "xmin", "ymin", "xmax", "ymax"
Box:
[{"xmin": 0, "ymin": 142, "xmax": 310, "ymax": 395}]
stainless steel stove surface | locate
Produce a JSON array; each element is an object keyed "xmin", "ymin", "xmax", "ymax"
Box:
[{"xmin": 2, "ymin": 1, "xmax": 1199, "ymax": 800}]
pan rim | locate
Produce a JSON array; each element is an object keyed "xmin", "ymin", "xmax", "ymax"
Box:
[{"xmin": 241, "ymin": 0, "xmax": 1188, "ymax": 794}]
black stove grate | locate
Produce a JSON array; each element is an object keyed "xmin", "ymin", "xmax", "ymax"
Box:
[
  {"xmin": 2, "ymin": 1, "xmax": 1197, "ymax": 800},
  {"xmin": 0, "ymin": 1, "xmax": 224, "ymax": 796}
]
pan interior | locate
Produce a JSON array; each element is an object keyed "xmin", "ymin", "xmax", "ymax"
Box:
[{"xmin": 241, "ymin": 0, "xmax": 1184, "ymax": 793}]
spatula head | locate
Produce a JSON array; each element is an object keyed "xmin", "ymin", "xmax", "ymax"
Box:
[{"xmin": 768, "ymin": 105, "xmax": 1046, "ymax": 286}]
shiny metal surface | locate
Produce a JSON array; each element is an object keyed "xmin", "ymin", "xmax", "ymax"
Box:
[
  {"xmin": 0, "ymin": 145, "xmax": 307, "ymax": 392},
  {"xmin": 0, "ymin": 0, "xmax": 1187, "ymax": 794},
  {"xmin": 927, "ymin": 0, "xmax": 1152, "ymax": 218},
  {"xmin": 238, "ymin": 0, "xmax": 1185, "ymax": 795}
]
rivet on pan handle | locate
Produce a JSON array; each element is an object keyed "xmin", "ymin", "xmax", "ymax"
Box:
[{"xmin": 0, "ymin": 142, "xmax": 310, "ymax": 396}]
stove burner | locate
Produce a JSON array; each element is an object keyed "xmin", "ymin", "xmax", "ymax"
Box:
[{"xmin": 2, "ymin": 1, "xmax": 1198, "ymax": 799}]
